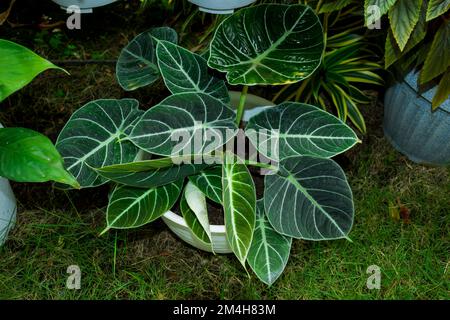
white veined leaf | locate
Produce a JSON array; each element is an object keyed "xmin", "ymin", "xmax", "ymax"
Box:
[
  {"xmin": 247, "ymin": 200, "xmax": 292, "ymax": 286},
  {"xmin": 56, "ymin": 99, "xmax": 143, "ymax": 188},
  {"xmin": 208, "ymin": 4, "xmax": 324, "ymax": 85},
  {"xmin": 188, "ymin": 166, "xmax": 223, "ymax": 204},
  {"xmin": 245, "ymin": 102, "xmax": 359, "ymax": 160},
  {"xmin": 264, "ymin": 156, "xmax": 354, "ymax": 240},
  {"xmin": 222, "ymin": 160, "xmax": 256, "ymax": 267},
  {"xmin": 116, "ymin": 27, "xmax": 178, "ymax": 91},
  {"xmin": 180, "ymin": 192, "xmax": 212, "ymax": 247},
  {"xmin": 184, "ymin": 181, "xmax": 212, "ymax": 243},
  {"xmin": 129, "ymin": 92, "xmax": 237, "ymax": 156},
  {"xmin": 156, "ymin": 40, "xmax": 230, "ymax": 103},
  {"xmin": 105, "ymin": 180, "xmax": 182, "ymax": 230}
]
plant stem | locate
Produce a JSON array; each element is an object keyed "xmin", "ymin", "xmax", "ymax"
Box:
[{"xmin": 235, "ymin": 85, "xmax": 249, "ymax": 126}]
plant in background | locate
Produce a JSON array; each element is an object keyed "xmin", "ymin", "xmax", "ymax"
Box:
[
  {"xmin": 365, "ymin": 0, "xmax": 449, "ymax": 109},
  {"xmin": 0, "ymin": 39, "xmax": 79, "ymax": 188},
  {"xmin": 56, "ymin": 4, "xmax": 359, "ymax": 285},
  {"xmin": 272, "ymin": 0, "xmax": 384, "ymax": 133}
]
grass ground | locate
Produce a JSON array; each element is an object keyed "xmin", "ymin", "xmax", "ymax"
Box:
[{"xmin": 0, "ymin": 0, "xmax": 449, "ymax": 300}]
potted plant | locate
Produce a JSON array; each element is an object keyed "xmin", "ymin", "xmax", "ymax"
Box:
[
  {"xmin": 364, "ymin": 0, "xmax": 450, "ymax": 165},
  {"xmin": 57, "ymin": 4, "xmax": 360, "ymax": 285},
  {"xmin": 0, "ymin": 39, "xmax": 79, "ymax": 245},
  {"xmin": 188, "ymin": 0, "xmax": 256, "ymax": 14}
]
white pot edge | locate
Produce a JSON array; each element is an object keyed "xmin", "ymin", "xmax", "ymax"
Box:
[
  {"xmin": 0, "ymin": 123, "xmax": 17, "ymax": 246},
  {"xmin": 161, "ymin": 92, "xmax": 274, "ymax": 254},
  {"xmin": 188, "ymin": 0, "xmax": 256, "ymax": 14}
]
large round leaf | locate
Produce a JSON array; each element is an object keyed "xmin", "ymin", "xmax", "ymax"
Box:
[
  {"xmin": 247, "ymin": 200, "xmax": 292, "ymax": 286},
  {"xmin": 105, "ymin": 180, "xmax": 182, "ymax": 230},
  {"xmin": 56, "ymin": 99, "xmax": 142, "ymax": 188},
  {"xmin": 246, "ymin": 102, "xmax": 359, "ymax": 160},
  {"xmin": 0, "ymin": 127, "xmax": 78, "ymax": 188},
  {"xmin": 116, "ymin": 27, "xmax": 178, "ymax": 91},
  {"xmin": 264, "ymin": 156, "xmax": 354, "ymax": 240},
  {"xmin": 156, "ymin": 40, "xmax": 229, "ymax": 103},
  {"xmin": 129, "ymin": 92, "xmax": 237, "ymax": 156},
  {"xmin": 208, "ymin": 4, "xmax": 324, "ymax": 85}
]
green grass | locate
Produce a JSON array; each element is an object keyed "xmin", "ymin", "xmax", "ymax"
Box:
[{"xmin": 0, "ymin": 126, "xmax": 448, "ymax": 299}]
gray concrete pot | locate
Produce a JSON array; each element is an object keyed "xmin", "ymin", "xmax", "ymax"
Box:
[{"xmin": 384, "ymin": 70, "xmax": 450, "ymax": 166}]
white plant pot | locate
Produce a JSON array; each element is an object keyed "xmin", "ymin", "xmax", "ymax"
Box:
[
  {"xmin": 0, "ymin": 123, "xmax": 17, "ymax": 247},
  {"xmin": 188, "ymin": 0, "xmax": 256, "ymax": 14},
  {"xmin": 161, "ymin": 92, "xmax": 274, "ymax": 253},
  {"xmin": 51, "ymin": 0, "xmax": 118, "ymax": 13}
]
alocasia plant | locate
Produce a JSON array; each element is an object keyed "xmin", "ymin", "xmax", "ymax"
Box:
[{"xmin": 57, "ymin": 4, "xmax": 359, "ymax": 285}]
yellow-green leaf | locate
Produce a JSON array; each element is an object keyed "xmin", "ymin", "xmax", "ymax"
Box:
[
  {"xmin": 420, "ymin": 21, "xmax": 450, "ymax": 84},
  {"xmin": 388, "ymin": 0, "xmax": 423, "ymax": 51},
  {"xmin": 426, "ymin": 0, "xmax": 450, "ymax": 21},
  {"xmin": 432, "ymin": 70, "xmax": 450, "ymax": 110}
]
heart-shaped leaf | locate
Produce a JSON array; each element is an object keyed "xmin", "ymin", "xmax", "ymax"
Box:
[
  {"xmin": 247, "ymin": 200, "xmax": 292, "ymax": 286},
  {"xmin": 188, "ymin": 166, "xmax": 223, "ymax": 204},
  {"xmin": 56, "ymin": 99, "xmax": 142, "ymax": 188},
  {"xmin": 222, "ymin": 160, "xmax": 256, "ymax": 267},
  {"xmin": 0, "ymin": 127, "xmax": 78, "ymax": 188},
  {"xmin": 208, "ymin": 4, "xmax": 324, "ymax": 85},
  {"xmin": 180, "ymin": 192, "xmax": 212, "ymax": 247},
  {"xmin": 116, "ymin": 27, "xmax": 177, "ymax": 91},
  {"xmin": 156, "ymin": 40, "xmax": 229, "ymax": 103},
  {"xmin": 264, "ymin": 156, "xmax": 354, "ymax": 240},
  {"xmin": 0, "ymin": 39, "xmax": 66, "ymax": 102},
  {"xmin": 246, "ymin": 102, "xmax": 359, "ymax": 160},
  {"xmin": 183, "ymin": 181, "xmax": 212, "ymax": 243},
  {"xmin": 130, "ymin": 92, "xmax": 237, "ymax": 156},
  {"xmin": 105, "ymin": 180, "xmax": 182, "ymax": 230}
]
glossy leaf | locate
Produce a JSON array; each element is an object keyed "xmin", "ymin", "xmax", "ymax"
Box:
[
  {"xmin": 388, "ymin": 0, "xmax": 422, "ymax": 51},
  {"xmin": 0, "ymin": 39, "xmax": 66, "ymax": 102},
  {"xmin": 208, "ymin": 4, "xmax": 324, "ymax": 85},
  {"xmin": 130, "ymin": 92, "xmax": 237, "ymax": 156},
  {"xmin": 420, "ymin": 21, "xmax": 450, "ymax": 84},
  {"xmin": 426, "ymin": 0, "xmax": 450, "ymax": 21},
  {"xmin": 184, "ymin": 181, "xmax": 212, "ymax": 243},
  {"xmin": 180, "ymin": 192, "xmax": 211, "ymax": 246},
  {"xmin": 247, "ymin": 200, "xmax": 292, "ymax": 286},
  {"xmin": 156, "ymin": 40, "xmax": 229, "ymax": 103},
  {"xmin": 188, "ymin": 166, "xmax": 223, "ymax": 204},
  {"xmin": 116, "ymin": 27, "xmax": 177, "ymax": 91},
  {"xmin": 106, "ymin": 180, "xmax": 182, "ymax": 230},
  {"xmin": 0, "ymin": 127, "xmax": 78, "ymax": 188},
  {"xmin": 56, "ymin": 99, "xmax": 142, "ymax": 188},
  {"xmin": 264, "ymin": 156, "xmax": 354, "ymax": 240},
  {"xmin": 246, "ymin": 102, "xmax": 359, "ymax": 160},
  {"xmin": 222, "ymin": 161, "xmax": 256, "ymax": 267}
]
